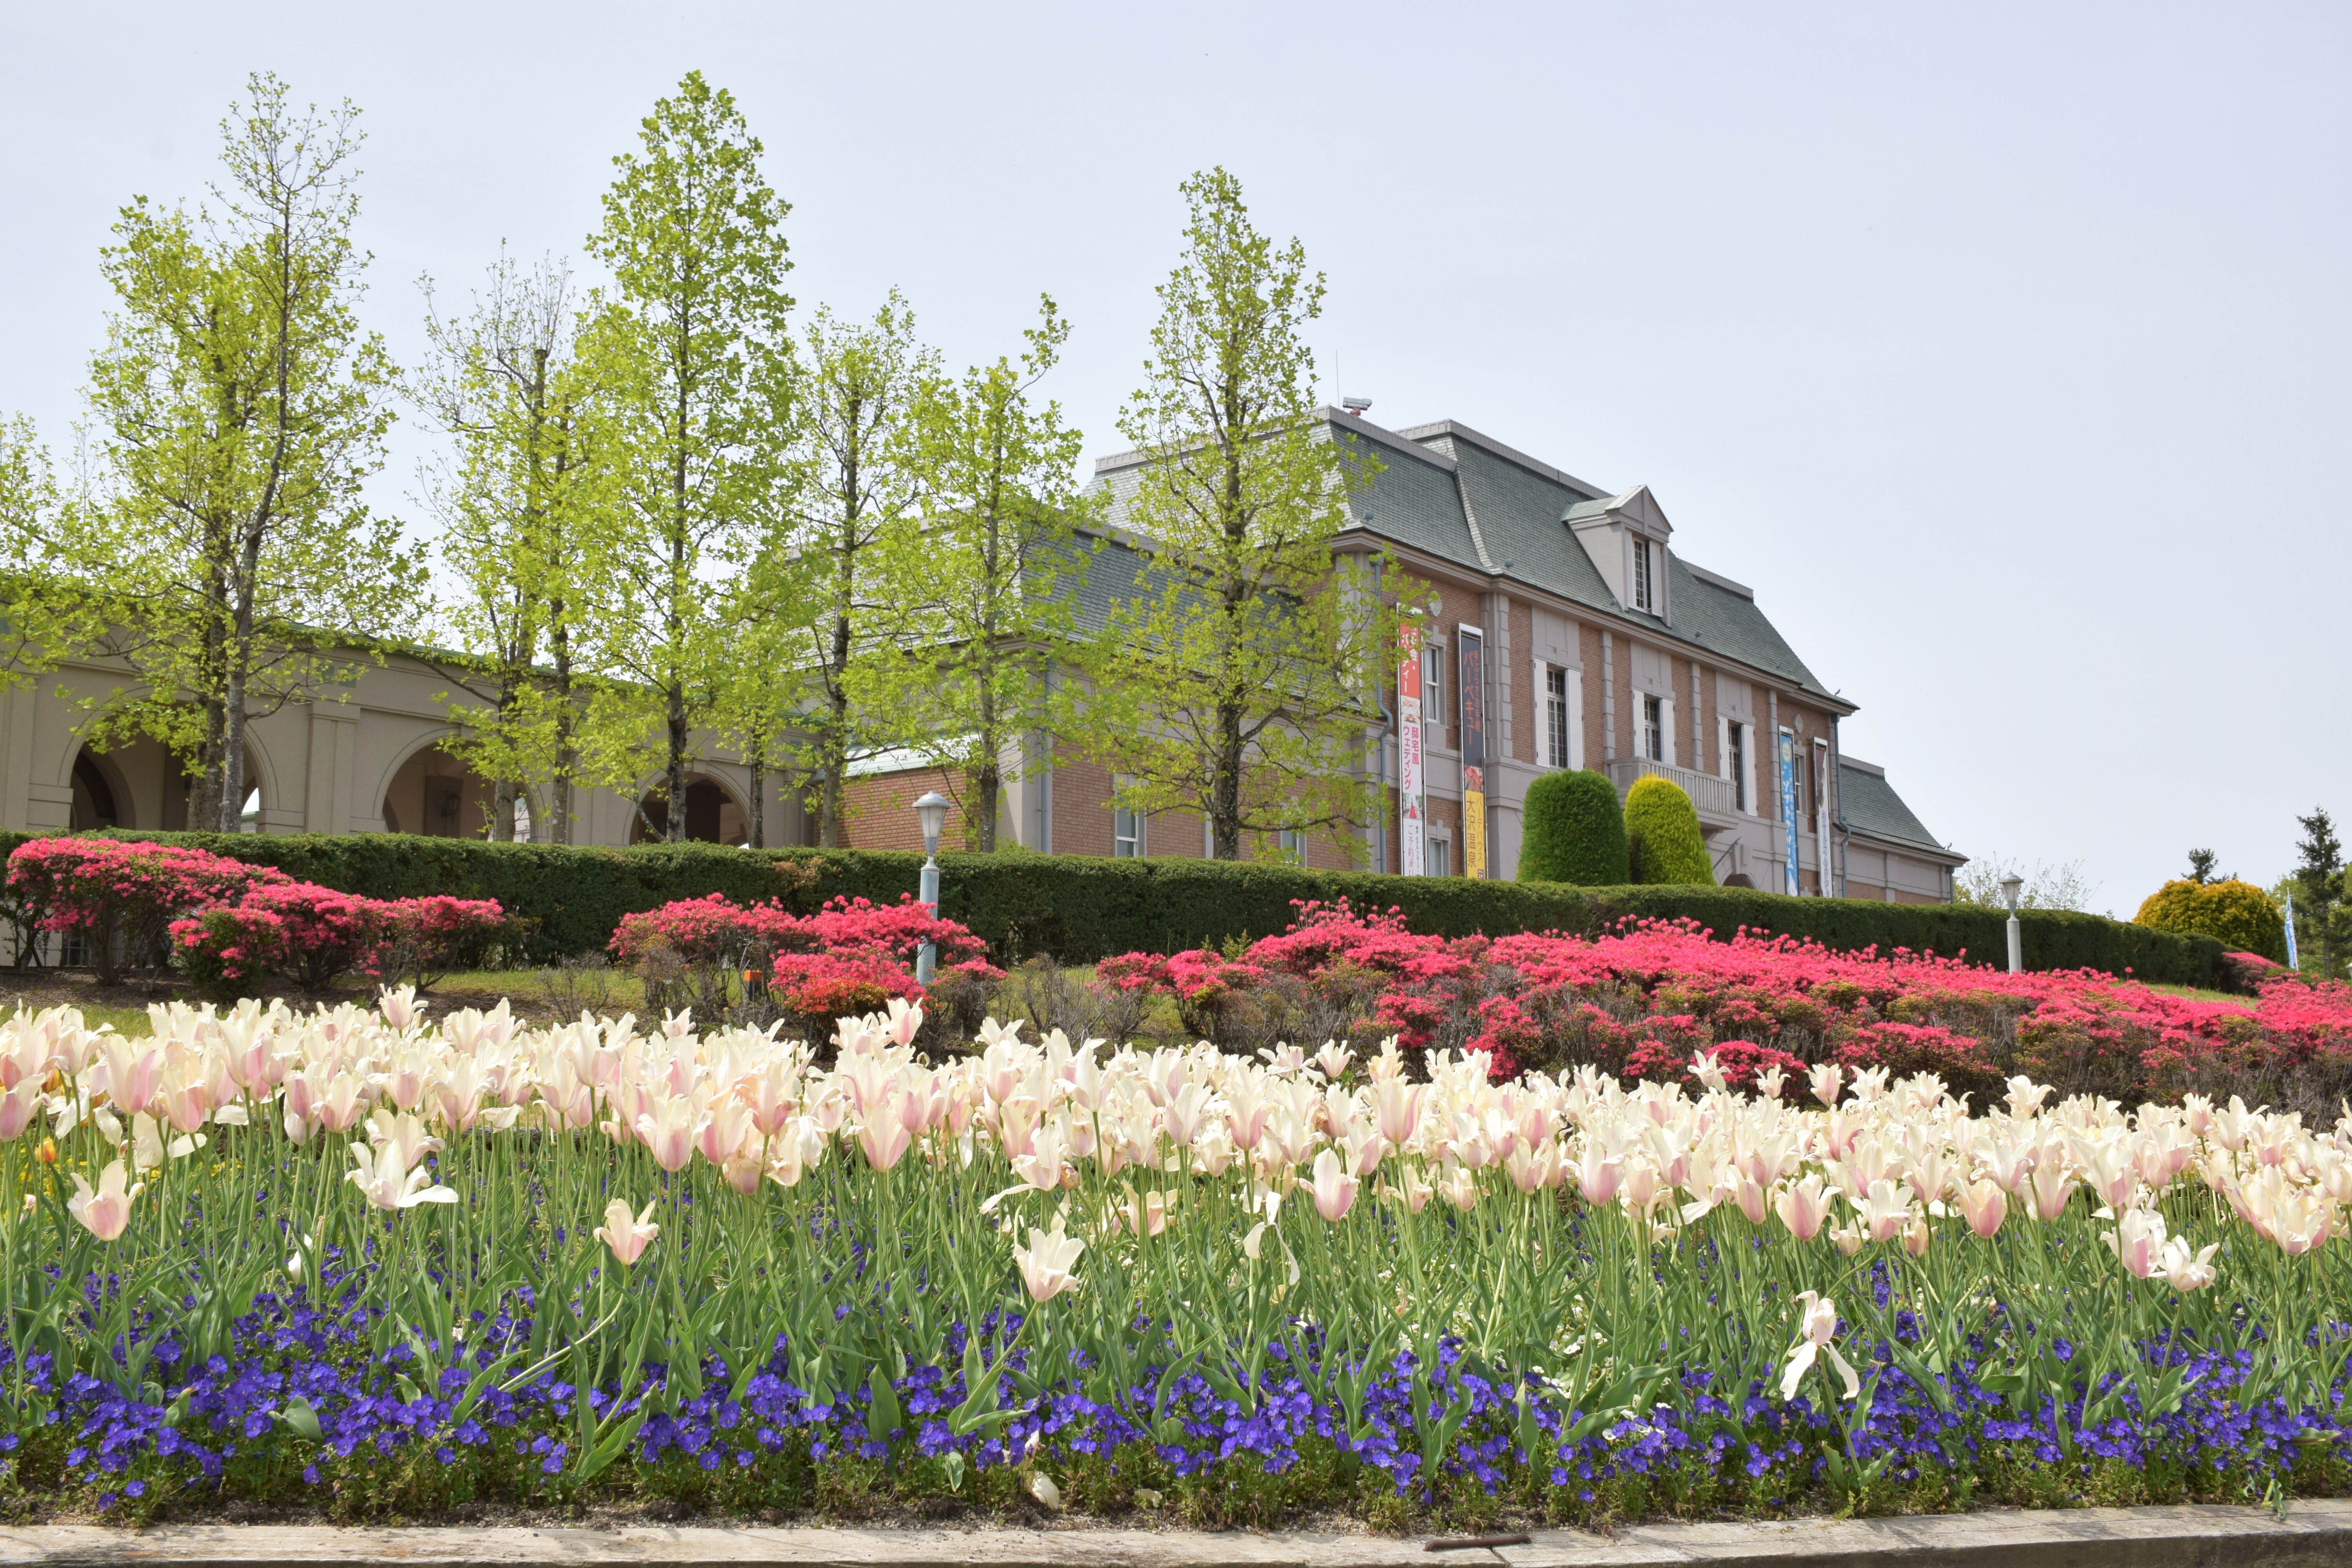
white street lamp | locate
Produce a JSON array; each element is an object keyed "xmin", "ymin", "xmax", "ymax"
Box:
[
  {"xmin": 2000, "ymin": 872, "xmax": 2024, "ymax": 975},
  {"xmin": 913, "ymin": 791, "xmax": 950, "ymax": 984}
]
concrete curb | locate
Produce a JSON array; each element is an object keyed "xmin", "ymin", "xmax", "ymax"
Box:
[{"xmin": 2, "ymin": 1503, "xmax": 2351, "ymax": 1568}]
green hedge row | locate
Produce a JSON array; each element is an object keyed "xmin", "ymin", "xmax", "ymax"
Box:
[{"xmin": 0, "ymin": 830, "xmax": 2227, "ymax": 988}]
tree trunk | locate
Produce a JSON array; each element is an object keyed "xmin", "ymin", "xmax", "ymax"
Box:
[
  {"xmin": 973, "ymin": 764, "xmax": 999, "ymax": 853},
  {"xmin": 551, "ymin": 619, "xmax": 575, "ymax": 845},
  {"xmin": 666, "ymin": 679, "xmax": 690, "ymax": 843},
  {"xmin": 748, "ymin": 727, "xmax": 766, "ymax": 849}
]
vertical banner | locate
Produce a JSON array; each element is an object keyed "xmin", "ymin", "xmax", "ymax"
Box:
[
  {"xmin": 1777, "ymin": 730, "xmax": 1801, "ymax": 895},
  {"xmin": 2286, "ymin": 896, "xmax": 2301, "ymax": 970},
  {"xmin": 1397, "ymin": 626, "xmax": 1425, "ymax": 876},
  {"xmin": 1458, "ymin": 625, "xmax": 1488, "ymax": 879}
]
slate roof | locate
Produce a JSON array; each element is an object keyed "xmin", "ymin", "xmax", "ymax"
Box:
[
  {"xmin": 1838, "ymin": 759, "xmax": 1960, "ymax": 861},
  {"xmin": 1091, "ymin": 410, "xmax": 1842, "ymax": 704}
]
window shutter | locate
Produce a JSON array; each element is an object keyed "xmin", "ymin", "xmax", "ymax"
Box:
[
  {"xmin": 1660, "ymin": 696, "xmax": 1676, "ymax": 768},
  {"xmin": 1717, "ymin": 715, "xmax": 1731, "ymax": 780},
  {"xmin": 1569, "ymin": 664, "xmax": 1585, "ymax": 770},
  {"xmin": 1741, "ymin": 724, "xmax": 1758, "ymax": 817}
]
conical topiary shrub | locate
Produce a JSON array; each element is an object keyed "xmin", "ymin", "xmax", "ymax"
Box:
[
  {"xmin": 1624, "ymin": 774, "xmax": 1717, "ymax": 886},
  {"xmin": 1517, "ymin": 769, "xmax": 1630, "ymax": 885}
]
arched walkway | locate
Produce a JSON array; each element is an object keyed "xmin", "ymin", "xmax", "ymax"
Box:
[
  {"xmin": 381, "ymin": 745, "xmax": 508, "ymax": 840},
  {"xmin": 632, "ymin": 772, "xmax": 748, "ymax": 845}
]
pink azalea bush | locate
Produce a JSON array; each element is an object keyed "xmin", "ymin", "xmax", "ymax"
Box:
[
  {"xmin": 1097, "ymin": 900, "xmax": 2352, "ymax": 1114},
  {"xmin": 3, "ymin": 835, "xmax": 506, "ymax": 998},
  {"xmin": 7, "ymin": 837, "xmax": 281, "ymax": 983},
  {"xmin": 610, "ymin": 891, "xmax": 999, "ymax": 1046}
]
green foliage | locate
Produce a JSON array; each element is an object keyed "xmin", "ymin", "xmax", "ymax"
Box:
[
  {"xmin": 2134, "ymin": 877, "xmax": 2288, "ymax": 965},
  {"xmin": 573, "ymin": 71, "xmax": 795, "ymax": 839},
  {"xmin": 1077, "ymin": 168, "xmax": 1412, "ymax": 860},
  {"xmin": 67, "ymin": 73, "xmax": 422, "ymax": 831},
  {"xmin": 1622, "ymin": 775, "xmax": 1715, "ymax": 886},
  {"xmin": 413, "ymin": 250, "xmax": 605, "ymax": 844},
  {"xmin": 1517, "ymin": 769, "xmax": 1630, "ymax": 886},
  {"xmin": 0, "ymin": 828, "xmax": 2225, "ymax": 988},
  {"xmin": 845, "ymin": 296, "xmax": 1094, "ymax": 851}
]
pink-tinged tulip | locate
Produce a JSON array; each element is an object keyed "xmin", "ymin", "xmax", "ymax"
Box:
[
  {"xmin": 1774, "ymin": 1174, "xmax": 1831, "ymax": 1241},
  {"xmin": 1310, "ymin": 1147, "xmax": 1360, "ymax": 1221},
  {"xmin": 0, "ymin": 1079, "xmax": 40, "ymax": 1142},
  {"xmin": 2028, "ymin": 1163, "xmax": 2078, "ymax": 1221},
  {"xmin": 2158, "ymin": 1235, "xmax": 2219, "ymax": 1293},
  {"xmin": 886, "ymin": 998, "xmax": 924, "ymax": 1049},
  {"xmin": 1753, "ymin": 1065, "xmax": 1789, "ymax": 1101},
  {"xmin": 2004, "ymin": 1075, "xmax": 2052, "ymax": 1118},
  {"xmin": 101, "ymin": 1040, "xmax": 163, "ymax": 1117},
  {"xmin": 1780, "ymin": 1291, "xmax": 1860, "ymax": 1402},
  {"xmin": 1438, "ymin": 1163, "xmax": 1479, "ymax": 1212},
  {"xmin": 1164, "ymin": 1082, "xmax": 1212, "ymax": 1149},
  {"xmin": 1734, "ymin": 1173, "xmax": 1769, "ymax": 1226},
  {"xmin": 1688, "ymin": 1051, "xmax": 1729, "ymax": 1094},
  {"xmin": 635, "ymin": 1095, "xmax": 699, "ymax": 1174},
  {"xmin": 1956, "ymin": 1178, "xmax": 2007, "ymax": 1240},
  {"xmin": 594, "ymin": 1199, "xmax": 660, "ymax": 1265},
  {"xmin": 1903, "ymin": 1216, "xmax": 1932, "ymax": 1258},
  {"xmin": 699, "ymin": 1096, "xmax": 753, "ymax": 1166},
  {"xmin": 1574, "ymin": 1142, "xmax": 1623, "ymax": 1206},
  {"xmin": 742, "ymin": 1065, "xmax": 798, "ymax": 1138},
  {"xmin": 1808, "ymin": 1062, "xmax": 1844, "ymax": 1108},
  {"xmin": 377, "ymin": 985, "xmax": 423, "ymax": 1031},
  {"xmin": 1013, "ymin": 1121, "xmax": 1067, "ymax": 1192},
  {"xmin": 857, "ymin": 1102, "xmax": 914, "ymax": 1173},
  {"xmin": 1619, "ymin": 1159, "xmax": 1661, "ymax": 1217},
  {"xmin": 2102, "ymin": 1207, "xmax": 2167, "ymax": 1279},
  {"xmin": 1227, "ymin": 1074, "xmax": 1273, "ymax": 1151},
  {"xmin": 1013, "ymin": 1225, "xmax": 1084, "ymax": 1303},
  {"xmin": 1830, "ymin": 1221, "xmax": 1866, "ymax": 1257},
  {"xmin": 1856, "ymin": 1179, "xmax": 1914, "ymax": 1244},
  {"xmin": 66, "ymin": 1159, "xmax": 143, "ymax": 1241}
]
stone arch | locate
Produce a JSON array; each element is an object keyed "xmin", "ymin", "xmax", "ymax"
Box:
[
  {"xmin": 68, "ymin": 746, "xmax": 133, "ymax": 831},
  {"xmin": 374, "ymin": 729, "xmax": 514, "ymax": 840},
  {"xmin": 632, "ymin": 770, "xmax": 748, "ymax": 846}
]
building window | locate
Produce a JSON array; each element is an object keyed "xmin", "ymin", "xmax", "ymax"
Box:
[
  {"xmin": 1632, "ymin": 538, "xmax": 1653, "ymax": 612},
  {"xmin": 1279, "ymin": 829, "xmax": 1307, "ymax": 864},
  {"xmin": 1429, "ymin": 836, "xmax": 1451, "ymax": 877},
  {"xmin": 1729, "ymin": 723, "xmax": 1747, "ymax": 812},
  {"xmin": 1423, "ymin": 645, "xmax": 1448, "ymax": 746},
  {"xmin": 1114, "ymin": 804, "xmax": 1143, "ymax": 857},
  {"xmin": 1641, "ymin": 694, "xmax": 1664, "ymax": 762},
  {"xmin": 1545, "ymin": 667, "xmax": 1570, "ymax": 769}
]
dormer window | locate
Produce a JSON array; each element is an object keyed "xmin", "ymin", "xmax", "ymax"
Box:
[{"xmin": 1632, "ymin": 537, "xmax": 1656, "ymax": 613}]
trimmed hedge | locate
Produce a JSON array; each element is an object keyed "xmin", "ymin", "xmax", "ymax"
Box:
[
  {"xmin": 1623, "ymin": 776, "xmax": 1716, "ymax": 886},
  {"xmin": 1518, "ymin": 769, "xmax": 1629, "ymax": 885},
  {"xmin": 0, "ymin": 828, "xmax": 2230, "ymax": 991}
]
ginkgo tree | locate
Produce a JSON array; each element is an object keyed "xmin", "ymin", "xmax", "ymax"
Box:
[
  {"xmin": 413, "ymin": 250, "xmax": 605, "ymax": 843},
  {"xmin": 1080, "ymin": 168, "xmax": 1414, "ymax": 862},
  {"xmin": 62, "ymin": 73, "xmax": 423, "ymax": 832},
  {"xmin": 849, "ymin": 297, "xmax": 1095, "ymax": 851},
  {"xmin": 571, "ymin": 72, "xmax": 795, "ymax": 842}
]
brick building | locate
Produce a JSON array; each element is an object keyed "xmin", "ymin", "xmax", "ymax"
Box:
[{"xmin": 848, "ymin": 408, "xmax": 1964, "ymax": 902}]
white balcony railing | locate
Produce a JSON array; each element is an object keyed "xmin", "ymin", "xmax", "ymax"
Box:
[{"xmin": 1604, "ymin": 756, "xmax": 1739, "ymax": 821}]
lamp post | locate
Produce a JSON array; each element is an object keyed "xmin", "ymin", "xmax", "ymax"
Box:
[
  {"xmin": 912, "ymin": 791, "xmax": 950, "ymax": 984},
  {"xmin": 2000, "ymin": 872, "xmax": 2024, "ymax": 975}
]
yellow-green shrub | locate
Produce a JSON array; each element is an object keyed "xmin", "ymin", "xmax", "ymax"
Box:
[
  {"xmin": 1623, "ymin": 775, "xmax": 1716, "ymax": 886},
  {"xmin": 2133, "ymin": 877, "xmax": 2287, "ymax": 964}
]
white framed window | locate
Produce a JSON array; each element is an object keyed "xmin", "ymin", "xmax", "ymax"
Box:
[
  {"xmin": 1114, "ymin": 803, "xmax": 1143, "ymax": 857},
  {"xmin": 1429, "ymin": 835, "xmax": 1452, "ymax": 878},
  {"xmin": 1722, "ymin": 717, "xmax": 1753, "ymax": 814},
  {"xmin": 1544, "ymin": 666, "xmax": 1570, "ymax": 769},
  {"xmin": 1632, "ymin": 538, "xmax": 1651, "ymax": 611},
  {"xmin": 1423, "ymin": 645, "xmax": 1447, "ymax": 746},
  {"xmin": 1279, "ymin": 828, "xmax": 1307, "ymax": 864},
  {"xmin": 1641, "ymin": 694, "xmax": 1664, "ymax": 762}
]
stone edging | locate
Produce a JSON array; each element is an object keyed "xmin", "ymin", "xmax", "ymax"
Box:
[{"xmin": 2, "ymin": 1502, "xmax": 2351, "ymax": 1568}]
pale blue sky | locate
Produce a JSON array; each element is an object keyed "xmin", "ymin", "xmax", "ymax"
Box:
[{"xmin": 3, "ymin": 2, "xmax": 2346, "ymax": 909}]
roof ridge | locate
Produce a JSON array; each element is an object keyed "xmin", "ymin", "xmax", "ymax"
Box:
[{"xmin": 1394, "ymin": 419, "xmax": 1608, "ymax": 499}]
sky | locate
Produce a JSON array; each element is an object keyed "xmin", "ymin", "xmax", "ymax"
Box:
[{"xmin": 2, "ymin": 2, "xmax": 2345, "ymax": 912}]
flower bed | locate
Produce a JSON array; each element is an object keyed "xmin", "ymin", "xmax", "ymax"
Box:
[
  {"xmin": 1081, "ymin": 902, "xmax": 2352, "ymax": 1117},
  {"xmin": 1, "ymin": 971, "xmax": 2350, "ymax": 1529}
]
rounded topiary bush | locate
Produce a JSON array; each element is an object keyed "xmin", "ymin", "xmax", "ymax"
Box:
[
  {"xmin": 1623, "ymin": 775, "xmax": 1716, "ymax": 886},
  {"xmin": 1518, "ymin": 769, "xmax": 1629, "ymax": 886},
  {"xmin": 2133, "ymin": 878, "xmax": 2287, "ymax": 964}
]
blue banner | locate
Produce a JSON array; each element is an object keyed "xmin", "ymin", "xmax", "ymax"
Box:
[
  {"xmin": 1778, "ymin": 730, "xmax": 1801, "ymax": 895},
  {"xmin": 2286, "ymin": 896, "xmax": 2300, "ymax": 969}
]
